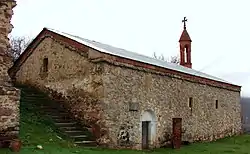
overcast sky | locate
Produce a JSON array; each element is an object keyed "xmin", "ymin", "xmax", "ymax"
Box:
[{"xmin": 11, "ymin": 0, "xmax": 250, "ymax": 96}]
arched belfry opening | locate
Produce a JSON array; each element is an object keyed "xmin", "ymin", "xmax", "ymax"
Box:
[
  {"xmin": 184, "ymin": 45, "xmax": 189, "ymax": 63},
  {"xmin": 141, "ymin": 110, "xmax": 157, "ymax": 149}
]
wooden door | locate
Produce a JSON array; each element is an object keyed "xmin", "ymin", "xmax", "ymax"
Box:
[
  {"xmin": 172, "ymin": 118, "xmax": 182, "ymax": 149},
  {"xmin": 142, "ymin": 121, "xmax": 150, "ymax": 149}
]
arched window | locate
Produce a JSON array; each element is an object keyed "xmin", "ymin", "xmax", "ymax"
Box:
[{"xmin": 184, "ymin": 45, "xmax": 188, "ymax": 63}]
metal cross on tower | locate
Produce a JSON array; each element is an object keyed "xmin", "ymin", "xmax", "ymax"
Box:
[{"xmin": 182, "ymin": 17, "xmax": 188, "ymax": 29}]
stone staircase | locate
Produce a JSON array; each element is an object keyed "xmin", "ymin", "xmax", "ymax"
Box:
[{"xmin": 17, "ymin": 85, "xmax": 96, "ymax": 147}]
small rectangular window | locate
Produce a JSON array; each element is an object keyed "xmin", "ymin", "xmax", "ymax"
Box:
[
  {"xmin": 215, "ymin": 100, "xmax": 218, "ymax": 109},
  {"xmin": 189, "ymin": 97, "xmax": 193, "ymax": 108},
  {"xmin": 43, "ymin": 58, "xmax": 48, "ymax": 73}
]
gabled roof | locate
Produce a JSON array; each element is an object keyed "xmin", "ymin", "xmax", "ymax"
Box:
[
  {"xmin": 47, "ymin": 28, "xmax": 230, "ymax": 84},
  {"xmin": 9, "ymin": 28, "xmax": 241, "ymax": 91}
]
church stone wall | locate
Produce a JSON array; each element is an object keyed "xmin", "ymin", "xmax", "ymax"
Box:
[
  {"xmin": 13, "ymin": 33, "xmax": 241, "ymax": 149},
  {"xmin": 102, "ymin": 63, "xmax": 242, "ymax": 149},
  {"xmin": 15, "ymin": 37, "xmax": 106, "ymax": 141},
  {"xmin": 0, "ymin": 0, "xmax": 20, "ymax": 140}
]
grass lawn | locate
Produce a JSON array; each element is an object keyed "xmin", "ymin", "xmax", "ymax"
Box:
[{"xmin": 1, "ymin": 97, "xmax": 250, "ymax": 154}]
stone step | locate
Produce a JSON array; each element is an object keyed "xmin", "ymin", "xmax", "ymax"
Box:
[
  {"xmin": 22, "ymin": 92, "xmax": 46, "ymax": 95},
  {"xmin": 64, "ymin": 130, "xmax": 89, "ymax": 136},
  {"xmin": 53, "ymin": 119, "xmax": 74, "ymax": 123},
  {"xmin": 45, "ymin": 113, "xmax": 70, "ymax": 118},
  {"xmin": 55, "ymin": 122, "xmax": 77, "ymax": 126},
  {"xmin": 39, "ymin": 105, "xmax": 64, "ymax": 111},
  {"xmin": 21, "ymin": 93, "xmax": 46, "ymax": 96},
  {"xmin": 21, "ymin": 97, "xmax": 48, "ymax": 100},
  {"xmin": 42, "ymin": 109, "xmax": 66, "ymax": 113},
  {"xmin": 47, "ymin": 112, "xmax": 69, "ymax": 116},
  {"xmin": 42, "ymin": 104, "xmax": 66, "ymax": 107},
  {"xmin": 50, "ymin": 115, "xmax": 69, "ymax": 119},
  {"xmin": 20, "ymin": 90, "xmax": 42, "ymax": 94},
  {"xmin": 72, "ymin": 136, "xmax": 91, "ymax": 142},
  {"xmin": 74, "ymin": 141, "xmax": 96, "ymax": 146},
  {"xmin": 21, "ymin": 95, "xmax": 41, "ymax": 98},
  {"xmin": 42, "ymin": 108, "xmax": 68, "ymax": 112},
  {"xmin": 70, "ymin": 135, "xmax": 88, "ymax": 141},
  {"xmin": 59, "ymin": 126, "xmax": 90, "ymax": 131},
  {"xmin": 59, "ymin": 126, "xmax": 79, "ymax": 130},
  {"xmin": 20, "ymin": 100, "xmax": 36, "ymax": 103},
  {"xmin": 70, "ymin": 135, "xmax": 87, "ymax": 138},
  {"xmin": 51, "ymin": 116, "xmax": 72, "ymax": 120},
  {"xmin": 19, "ymin": 87, "xmax": 34, "ymax": 90},
  {"xmin": 23, "ymin": 94, "xmax": 43, "ymax": 96},
  {"xmin": 64, "ymin": 130, "xmax": 84, "ymax": 133},
  {"xmin": 23, "ymin": 100, "xmax": 51, "ymax": 104},
  {"xmin": 23, "ymin": 97, "xmax": 49, "ymax": 101},
  {"xmin": 40, "ymin": 108, "xmax": 67, "ymax": 114},
  {"xmin": 23, "ymin": 95, "xmax": 46, "ymax": 98},
  {"xmin": 41, "ymin": 108, "xmax": 68, "ymax": 112},
  {"xmin": 39, "ymin": 104, "xmax": 66, "ymax": 108},
  {"xmin": 49, "ymin": 114, "xmax": 69, "ymax": 117}
]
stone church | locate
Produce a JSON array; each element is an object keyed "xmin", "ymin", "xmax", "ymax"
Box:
[{"xmin": 9, "ymin": 18, "xmax": 242, "ymax": 149}]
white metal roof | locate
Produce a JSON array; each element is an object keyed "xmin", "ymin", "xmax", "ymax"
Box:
[{"xmin": 46, "ymin": 28, "xmax": 233, "ymax": 85}]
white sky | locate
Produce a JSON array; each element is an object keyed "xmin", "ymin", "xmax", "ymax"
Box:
[{"xmin": 11, "ymin": 0, "xmax": 250, "ymax": 96}]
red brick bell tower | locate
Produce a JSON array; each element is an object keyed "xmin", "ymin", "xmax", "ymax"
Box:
[{"xmin": 179, "ymin": 17, "xmax": 192, "ymax": 68}]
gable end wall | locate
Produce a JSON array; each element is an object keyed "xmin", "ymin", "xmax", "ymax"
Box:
[{"xmin": 15, "ymin": 37, "xmax": 106, "ymax": 142}]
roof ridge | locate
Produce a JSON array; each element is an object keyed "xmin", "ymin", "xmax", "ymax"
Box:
[{"xmin": 62, "ymin": 31, "xmax": 167, "ymax": 64}]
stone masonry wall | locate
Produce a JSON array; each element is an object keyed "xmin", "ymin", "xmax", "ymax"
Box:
[
  {"xmin": 13, "ymin": 31, "xmax": 242, "ymax": 149},
  {"xmin": 15, "ymin": 37, "xmax": 106, "ymax": 143},
  {"xmin": 0, "ymin": 0, "xmax": 20, "ymax": 141},
  {"xmin": 102, "ymin": 63, "xmax": 242, "ymax": 149}
]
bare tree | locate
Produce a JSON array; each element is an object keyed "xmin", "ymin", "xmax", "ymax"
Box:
[
  {"xmin": 9, "ymin": 36, "xmax": 31, "ymax": 62},
  {"xmin": 169, "ymin": 55, "xmax": 180, "ymax": 64},
  {"xmin": 153, "ymin": 52, "xmax": 180, "ymax": 64},
  {"xmin": 153, "ymin": 52, "xmax": 166, "ymax": 61}
]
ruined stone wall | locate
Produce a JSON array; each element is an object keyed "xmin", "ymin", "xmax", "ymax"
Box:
[
  {"xmin": 0, "ymin": 0, "xmax": 20, "ymax": 140},
  {"xmin": 15, "ymin": 37, "xmax": 105, "ymax": 140},
  {"xmin": 102, "ymin": 63, "xmax": 242, "ymax": 149}
]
